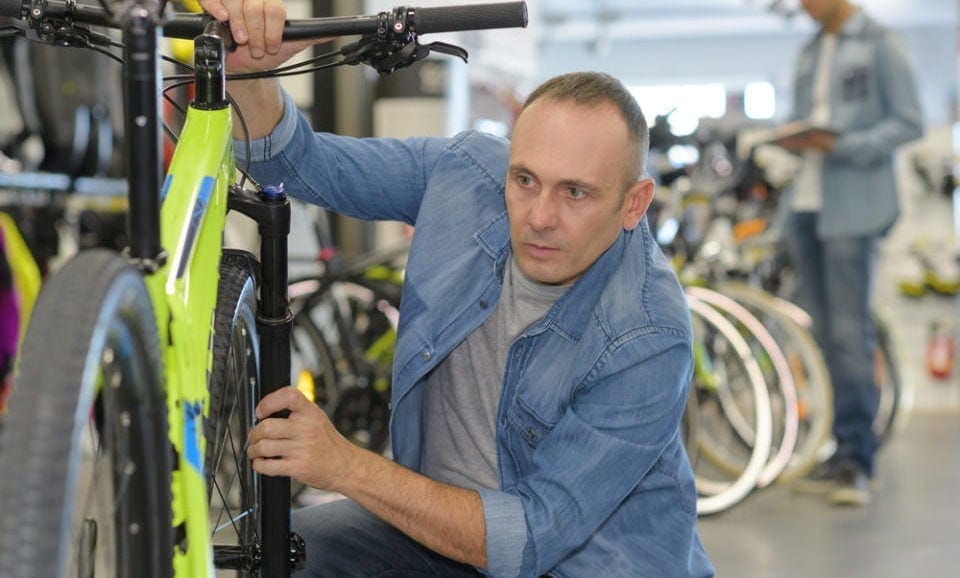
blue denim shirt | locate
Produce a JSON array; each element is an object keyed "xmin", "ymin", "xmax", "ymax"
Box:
[
  {"xmin": 239, "ymin": 92, "xmax": 714, "ymax": 578},
  {"xmin": 789, "ymin": 9, "xmax": 923, "ymax": 238}
]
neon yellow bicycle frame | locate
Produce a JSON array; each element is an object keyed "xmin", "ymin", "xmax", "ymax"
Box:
[{"xmin": 149, "ymin": 104, "xmax": 234, "ymax": 577}]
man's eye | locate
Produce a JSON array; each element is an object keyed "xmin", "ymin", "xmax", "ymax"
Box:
[
  {"xmin": 568, "ymin": 187, "xmax": 586, "ymax": 199},
  {"xmin": 517, "ymin": 174, "xmax": 534, "ymax": 187}
]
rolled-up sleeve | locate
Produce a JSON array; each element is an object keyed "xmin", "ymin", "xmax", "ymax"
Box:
[
  {"xmin": 477, "ymin": 488, "xmax": 527, "ymax": 578},
  {"xmin": 235, "ymin": 90, "xmax": 300, "ymax": 165}
]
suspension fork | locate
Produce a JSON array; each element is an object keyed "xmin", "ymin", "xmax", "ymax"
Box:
[
  {"xmin": 228, "ymin": 183, "xmax": 306, "ymax": 576},
  {"xmin": 195, "ymin": 24, "xmax": 304, "ymax": 575}
]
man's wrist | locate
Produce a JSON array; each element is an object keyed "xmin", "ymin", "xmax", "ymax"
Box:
[{"xmin": 227, "ymin": 78, "xmax": 284, "ymax": 140}]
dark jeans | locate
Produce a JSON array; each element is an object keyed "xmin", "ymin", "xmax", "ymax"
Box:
[
  {"xmin": 786, "ymin": 212, "xmax": 880, "ymax": 476},
  {"xmin": 292, "ymin": 498, "xmax": 483, "ymax": 578}
]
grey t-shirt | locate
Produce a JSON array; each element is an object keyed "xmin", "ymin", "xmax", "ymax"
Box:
[{"xmin": 420, "ymin": 256, "xmax": 567, "ymax": 489}]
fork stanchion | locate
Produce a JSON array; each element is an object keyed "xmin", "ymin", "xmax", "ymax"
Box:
[
  {"xmin": 258, "ymin": 184, "xmax": 297, "ymax": 577},
  {"xmin": 230, "ymin": 182, "xmax": 305, "ymax": 575}
]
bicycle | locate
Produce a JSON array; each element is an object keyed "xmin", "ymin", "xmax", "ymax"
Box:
[
  {"xmin": 289, "ymin": 236, "xmax": 406, "ymax": 456},
  {"xmin": 286, "ymin": 218, "xmax": 407, "ymax": 504},
  {"xmin": 0, "ymin": 2, "xmax": 528, "ymax": 577},
  {"xmin": 652, "ymin": 136, "xmax": 836, "ymax": 487}
]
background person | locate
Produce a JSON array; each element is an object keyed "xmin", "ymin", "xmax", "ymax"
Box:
[{"xmin": 777, "ymin": 0, "xmax": 923, "ymax": 506}]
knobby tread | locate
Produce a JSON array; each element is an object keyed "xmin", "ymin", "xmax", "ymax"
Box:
[{"xmin": 205, "ymin": 250, "xmax": 259, "ymax": 484}]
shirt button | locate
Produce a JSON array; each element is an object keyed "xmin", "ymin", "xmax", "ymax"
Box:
[
  {"xmin": 480, "ymin": 300, "xmax": 488, "ymax": 309},
  {"xmin": 422, "ymin": 351, "xmax": 432, "ymax": 361}
]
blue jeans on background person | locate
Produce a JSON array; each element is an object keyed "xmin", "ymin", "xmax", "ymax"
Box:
[
  {"xmin": 292, "ymin": 498, "xmax": 483, "ymax": 578},
  {"xmin": 786, "ymin": 211, "xmax": 880, "ymax": 476}
]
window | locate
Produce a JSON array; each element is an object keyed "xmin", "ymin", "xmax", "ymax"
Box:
[
  {"xmin": 744, "ymin": 81, "xmax": 776, "ymax": 119},
  {"xmin": 629, "ymin": 84, "xmax": 727, "ymax": 137}
]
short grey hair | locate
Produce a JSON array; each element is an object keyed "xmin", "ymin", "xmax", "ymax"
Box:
[{"xmin": 520, "ymin": 71, "xmax": 649, "ymax": 187}]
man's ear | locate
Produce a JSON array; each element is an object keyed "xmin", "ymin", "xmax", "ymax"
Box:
[{"xmin": 622, "ymin": 178, "xmax": 655, "ymax": 231}]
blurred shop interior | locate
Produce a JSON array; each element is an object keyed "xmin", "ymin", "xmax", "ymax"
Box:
[{"xmin": 1, "ymin": 1, "xmax": 959, "ymax": 576}]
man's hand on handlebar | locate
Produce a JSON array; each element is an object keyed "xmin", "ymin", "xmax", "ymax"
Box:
[
  {"xmin": 201, "ymin": 0, "xmax": 285, "ymax": 57},
  {"xmin": 200, "ymin": 0, "xmax": 326, "ymax": 74}
]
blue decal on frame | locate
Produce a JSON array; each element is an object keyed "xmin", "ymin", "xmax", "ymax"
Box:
[
  {"xmin": 160, "ymin": 173, "xmax": 173, "ymax": 204},
  {"xmin": 183, "ymin": 401, "xmax": 204, "ymax": 474}
]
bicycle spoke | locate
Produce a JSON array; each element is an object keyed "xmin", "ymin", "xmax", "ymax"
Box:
[
  {"xmin": 211, "ymin": 388, "xmax": 245, "ymax": 540},
  {"xmin": 210, "ymin": 330, "xmax": 260, "ymax": 554}
]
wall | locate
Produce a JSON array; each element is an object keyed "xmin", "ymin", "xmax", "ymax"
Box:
[{"xmin": 538, "ymin": 23, "xmax": 956, "ymax": 126}]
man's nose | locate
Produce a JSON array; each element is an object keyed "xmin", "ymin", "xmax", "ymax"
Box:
[{"xmin": 527, "ymin": 191, "xmax": 559, "ymax": 231}]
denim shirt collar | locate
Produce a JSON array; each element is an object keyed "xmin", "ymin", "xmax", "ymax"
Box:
[{"xmin": 474, "ymin": 210, "xmax": 630, "ymax": 342}]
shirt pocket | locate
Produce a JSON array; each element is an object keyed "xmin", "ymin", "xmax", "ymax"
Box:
[
  {"xmin": 841, "ymin": 64, "xmax": 872, "ymax": 102},
  {"xmin": 506, "ymin": 396, "xmax": 558, "ymax": 450}
]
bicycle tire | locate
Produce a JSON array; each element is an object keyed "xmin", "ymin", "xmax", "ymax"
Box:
[
  {"xmin": 0, "ymin": 249, "xmax": 172, "ymax": 578},
  {"xmin": 717, "ymin": 282, "xmax": 834, "ymax": 484},
  {"xmin": 206, "ymin": 251, "xmax": 262, "ymax": 576},
  {"xmin": 686, "ymin": 286, "xmax": 800, "ymax": 488},
  {"xmin": 687, "ymin": 295, "xmax": 773, "ymax": 515}
]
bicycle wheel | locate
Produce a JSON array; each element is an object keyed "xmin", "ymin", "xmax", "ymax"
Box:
[
  {"xmin": 0, "ymin": 249, "xmax": 172, "ymax": 578},
  {"xmin": 717, "ymin": 282, "xmax": 833, "ymax": 484},
  {"xmin": 206, "ymin": 251, "xmax": 262, "ymax": 576},
  {"xmin": 687, "ymin": 296, "xmax": 773, "ymax": 515},
  {"xmin": 289, "ymin": 286, "xmax": 339, "ymax": 416},
  {"xmin": 686, "ymin": 286, "xmax": 799, "ymax": 488},
  {"xmin": 872, "ymin": 308, "xmax": 911, "ymax": 446},
  {"xmin": 293, "ymin": 276, "xmax": 397, "ymax": 454}
]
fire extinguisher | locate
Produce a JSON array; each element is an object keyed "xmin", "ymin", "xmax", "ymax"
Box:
[{"xmin": 926, "ymin": 321, "xmax": 956, "ymax": 380}]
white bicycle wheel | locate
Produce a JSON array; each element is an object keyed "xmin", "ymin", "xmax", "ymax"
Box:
[
  {"xmin": 687, "ymin": 295, "xmax": 773, "ymax": 515},
  {"xmin": 686, "ymin": 286, "xmax": 799, "ymax": 488},
  {"xmin": 717, "ymin": 282, "xmax": 834, "ymax": 483}
]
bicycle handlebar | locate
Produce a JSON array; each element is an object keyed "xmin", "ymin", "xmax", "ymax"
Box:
[{"xmin": 0, "ymin": 1, "xmax": 527, "ymax": 40}]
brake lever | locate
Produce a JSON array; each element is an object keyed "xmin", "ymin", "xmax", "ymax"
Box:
[
  {"xmin": 51, "ymin": 24, "xmax": 113, "ymax": 47},
  {"xmin": 342, "ymin": 35, "xmax": 469, "ymax": 75},
  {"xmin": 420, "ymin": 41, "xmax": 468, "ymax": 63}
]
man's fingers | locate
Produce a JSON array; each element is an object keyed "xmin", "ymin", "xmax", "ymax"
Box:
[
  {"xmin": 248, "ymin": 415, "xmax": 294, "ymax": 446},
  {"xmin": 247, "ymin": 436, "xmax": 287, "ymax": 460},
  {"xmin": 214, "ymin": 0, "xmax": 248, "ymax": 44},
  {"xmin": 200, "ymin": 0, "xmax": 230, "ymax": 22},
  {"xmin": 263, "ymin": 0, "xmax": 286, "ymax": 55},
  {"xmin": 243, "ymin": 0, "xmax": 267, "ymax": 57},
  {"xmin": 255, "ymin": 385, "xmax": 311, "ymax": 419},
  {"xmin": 251, "ymin": 456, "xmax": 291, "ymax": 477}
]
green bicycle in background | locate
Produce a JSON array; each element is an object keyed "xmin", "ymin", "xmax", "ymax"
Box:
[{"xmin": 0, "ymin": 1, "xmax": 528, "ymax": 576}]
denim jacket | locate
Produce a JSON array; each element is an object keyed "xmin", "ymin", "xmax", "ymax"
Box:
[
  {"xmin": 789, "ymin": 9, "xmax": 923, "ymax": 239},
  {"xmin": 239, "ymin": 92, "xmax": 714, "ymax": 578}
]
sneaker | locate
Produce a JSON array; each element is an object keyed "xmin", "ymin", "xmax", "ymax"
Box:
[
  {"xmin": 791, "ymin": 460, "xmax": 841, "ymax": 495},
  {"xmin": 830, "ymin": 463, "xmax": 872, "ymax": 507}
]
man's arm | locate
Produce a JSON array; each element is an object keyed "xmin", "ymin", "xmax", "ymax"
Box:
[{"xmin": 247, "ymin": 386, "xmax": 488, "ymax": 568}]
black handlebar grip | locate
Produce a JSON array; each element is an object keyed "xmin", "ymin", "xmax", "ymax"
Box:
[
  {"xmin": 0, "ymin": 0, "xmax": 22, "ymax": 18},
  {"xmin": 412, "ymin": 1, "xmax": 527, "ymax": 34}
]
